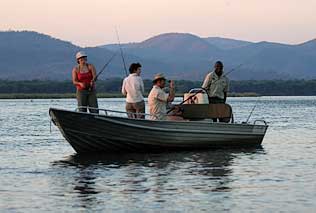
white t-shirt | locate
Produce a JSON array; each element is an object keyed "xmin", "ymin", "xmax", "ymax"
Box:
[{"xmin": 121, "ymin": 73, "xmax": 144, "ymax": 103}]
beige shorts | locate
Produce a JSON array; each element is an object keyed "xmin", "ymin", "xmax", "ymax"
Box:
[{"xmin": 126, "ymin": 100, "xmax": 145, "ymax": 119}]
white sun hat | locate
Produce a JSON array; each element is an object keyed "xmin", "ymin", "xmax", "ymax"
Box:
[{"xmin": 76, "ymin": 51, "xmax": 87, "ymax": 60}]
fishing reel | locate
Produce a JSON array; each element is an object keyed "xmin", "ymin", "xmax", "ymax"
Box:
[
  {"xmin": 81, "ymin": 81, "xmax": 95, "ymax": 91},
  {"xmin": 189, "ymin": 95, "xmax": 198, "ymax": 104},
  {"xmin": 184, "ymin": 88, "xmax": 208, "ymax": 105}
]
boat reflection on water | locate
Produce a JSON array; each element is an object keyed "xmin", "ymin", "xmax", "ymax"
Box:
[{"xmin": 51, "ymin": 147, "xmax": 265, "ymax": 209}]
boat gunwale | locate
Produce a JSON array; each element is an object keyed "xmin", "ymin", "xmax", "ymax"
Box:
[
  {"xmin": 49, "ymin": 107, "xmax": 268, "ymax": 128},
  {"xmin": 49, "ymin": 108, "xmax": 268, "ymax": 135}
]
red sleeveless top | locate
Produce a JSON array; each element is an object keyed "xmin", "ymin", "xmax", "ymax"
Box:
[{"xmin": 76, "ymin": 64, "xmax": 93, "ymax": 90}]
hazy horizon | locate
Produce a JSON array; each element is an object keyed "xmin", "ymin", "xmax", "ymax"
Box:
[{"xmin": 1, "ymin": 0, "xmax": 316, "ymax": 47}]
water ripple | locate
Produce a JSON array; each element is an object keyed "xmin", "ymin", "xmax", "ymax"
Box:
[{"xmin": 1, "ymin": 97, "xmax": 316, "ymax": 212}]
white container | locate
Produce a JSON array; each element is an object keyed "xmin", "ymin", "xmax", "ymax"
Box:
[{"xmin": 183, "ymin": 93, "xmax": 209, "ymax": 104}]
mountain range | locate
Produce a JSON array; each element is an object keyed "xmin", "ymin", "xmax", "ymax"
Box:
[{"xmin": 0, "ymin": 31, "xmax": 315, "ymax": 81}]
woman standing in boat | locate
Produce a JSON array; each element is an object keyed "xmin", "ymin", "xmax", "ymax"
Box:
[{"xmin": 72, "ymin": 51, "xmax": 98, "ymax": 113}]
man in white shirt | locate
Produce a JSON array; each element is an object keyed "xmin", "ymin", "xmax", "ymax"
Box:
[
  {"xmin": 148, "ymin": 73, "xmax": 175, "ymax": 120},
  {"xmin": 121, "ymin": 63, "xmax": 145, "ymax": 119}
]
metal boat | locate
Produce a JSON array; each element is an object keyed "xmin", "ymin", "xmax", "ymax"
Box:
[{"xmin": 49, "ymin": 106, "xmax": 268, "ymax": 153}]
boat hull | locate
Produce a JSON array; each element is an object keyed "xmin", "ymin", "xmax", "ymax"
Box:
[{"xmin": 49, "ymin": 108, "xmax": 268, "ymax": 153}]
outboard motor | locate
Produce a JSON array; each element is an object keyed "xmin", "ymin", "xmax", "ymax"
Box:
[{"xmin": 183, "ymin": 88, "xmax": 209, "ymax": 104}]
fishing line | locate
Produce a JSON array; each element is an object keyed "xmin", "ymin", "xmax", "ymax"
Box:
[
  {"xmin": 245, "ymin": 97, "xmax": 261, "ymax": 123},
  {"xmin": 115, "ymin": 27, "xmax": 128, "ymax": 77}
]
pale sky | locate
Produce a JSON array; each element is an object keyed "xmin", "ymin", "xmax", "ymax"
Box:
[{"xmin": 1, "ymin": 0, "xmax": 316, "ymax": 47}]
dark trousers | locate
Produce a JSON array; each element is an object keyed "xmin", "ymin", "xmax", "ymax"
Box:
[
  {"xmin": 76, "ymin": 89, "xmax": 99, "ymax": 113},
  {"xmin": 208, "ymin": 97, "xmax": 225, "ymax": 104},
  {"xmin": 208, "ymin": 96, "xmax": 226, "ymax": 122}
]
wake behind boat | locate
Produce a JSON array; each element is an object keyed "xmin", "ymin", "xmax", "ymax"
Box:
[{"xmin": 49, "ymin": 103, "xmax": 268, "ymax": 153}]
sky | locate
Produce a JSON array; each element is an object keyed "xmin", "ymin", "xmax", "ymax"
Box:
[{"xmin": 1, "ymin": 0, "xmax": 316, "ymax": 47}]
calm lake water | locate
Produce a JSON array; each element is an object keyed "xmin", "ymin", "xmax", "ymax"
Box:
[{"xmin": 0, "ymin": 97, "xmax": 316, "ymax": 212}]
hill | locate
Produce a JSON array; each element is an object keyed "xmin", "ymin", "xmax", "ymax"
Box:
[
  {"xmin": 101, "ymin": 33, "xmax": 316, "ymax": 80},
  {"xmin": 0, "ymin": 31, "xmax": 167, "ymax": 80},
  {"xmin": 0, "ymin": 31, "xmax": 79, "ymax": 80},
  {"xmin": 203, "ymin": 37, "xmax": 253, "ymax": 50},
  {"xmin": 0, "ymin": 31, "xmax": 316, "ymax": 81}
]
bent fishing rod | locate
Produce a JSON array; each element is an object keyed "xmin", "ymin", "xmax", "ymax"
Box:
[
  {"xmin": 95, "ymin": 52, "xmax": 118, "ymax": 80},
  {"xmin": 115, "ymin": 27, "xmax": 128, "ymax": 77},
  {"xmin": 245, "ymin": 98, "xmax": 260, "ymax": 123},
  {"xmin": 171, "ymin": 62, "xmax": 244, "ymax": 107},
  {"xmin": 86, "ymin": 52, "xmax": 117, "ymax": 91}
]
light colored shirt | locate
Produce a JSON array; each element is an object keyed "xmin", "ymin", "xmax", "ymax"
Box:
[
  {"xmin": 202, "ymin": 71, "xmax": 229, "ymax": 99},
  {"xmin": 121, "ymin": 73, "xmax": 144, "ymax": 103},
  {"xmin": 148, "ymin": 85, "xmax": 169, "ymax": 120}
]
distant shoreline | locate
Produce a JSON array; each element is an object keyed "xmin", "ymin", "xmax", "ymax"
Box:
[
  {"xmin": 1, "ymin": 79, "xmax": 316, "ymax": 97},
  {"xmin": 0, "ymin": 92, "xmax": 259, "ymax": 99}
]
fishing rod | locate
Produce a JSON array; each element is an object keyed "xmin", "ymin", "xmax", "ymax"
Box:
[
  {"xmin": 167, "ymin": 63, "xmax": 244, "ymax": 114},
  {"xmin": 95, "ymin": 52, "xmax": 117, "ymax": 80},
  {"xmin": 222, "ymin": 63, "xmax": 243, "ymax": 79},
  {"xmin": 86, "ymin": 52, "xmax": 117, "ymax": 91},
  {"xmin": 115, "ymin": 27, "xmax": 128, "ymax": 77},
  {"xmin": 245, "ymin": 98, "xmax": 260, "ymax": 123}
]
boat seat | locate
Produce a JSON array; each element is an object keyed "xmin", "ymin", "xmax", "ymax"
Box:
[{"xmin": 182, "ymin": 104, "xmax": 233, "ymax": 122}]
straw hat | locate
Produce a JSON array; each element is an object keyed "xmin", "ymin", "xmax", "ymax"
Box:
[{"xmin": 153, "ymin": 73, "xmax": 166, "ymax": 83}]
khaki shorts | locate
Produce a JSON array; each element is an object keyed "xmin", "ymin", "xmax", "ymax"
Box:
[{"xmin": 126, "ymin": 100, "xmax": 145, "ymax": 119}]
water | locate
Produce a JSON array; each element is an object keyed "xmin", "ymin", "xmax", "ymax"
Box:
[{"xmin": 0, "ymin": 97, "xmax": 316, "ymax": 212}]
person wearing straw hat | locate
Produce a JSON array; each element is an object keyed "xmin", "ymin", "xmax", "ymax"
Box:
[
  {"xmin": 148, "ymin": 73, "xmax": 175, "ymax": 120},
  {"xmin": 72, "ymin": 51, "xmax": 98, "ymax": 113}
]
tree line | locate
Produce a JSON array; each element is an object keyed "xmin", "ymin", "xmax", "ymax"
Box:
[{"xmin": 0, "ymin": 79, "xmax": 315, "ymax": 96}]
